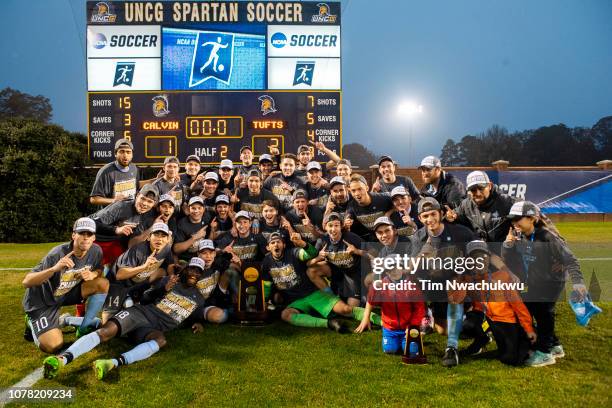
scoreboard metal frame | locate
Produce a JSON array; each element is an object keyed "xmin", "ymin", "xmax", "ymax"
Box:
[{"xmin": 86, "ymin": 1, "xmax": 342, "ymax": 166}]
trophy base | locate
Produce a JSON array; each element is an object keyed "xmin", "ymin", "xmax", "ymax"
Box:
[
  {"xmin": 402, "ymin": 355, "xmax": 428, "ymax": 365},
  {"xmin": 233, "ymin": 311, "xmax": 270, "ymax": 327}
]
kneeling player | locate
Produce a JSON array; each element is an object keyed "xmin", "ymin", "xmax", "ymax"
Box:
[
  {"xmin": 42, "ymin": 258, "xmax": 207, "ymax": 380},
  {"xmin": 262, "ymin": 232, "xmax": 380, "ymax": 332},
  {"xmin": 196, "ymin": 239, "xmax": 231, "ymax": 324},
  {"xmin": 22, "ymin": 218, "xmax": 109, "ymax": 352}
]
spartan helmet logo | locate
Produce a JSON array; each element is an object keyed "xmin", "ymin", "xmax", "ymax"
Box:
[
  {"xmin": 96, "ymin": 2, "xmax": 109, "ymax": 14},
  {"xmin": 317, "ymin": 3, "xmax": 329, "ymax": 16},
  {"xmin": 152, "ymin": 95, "xmax": 170, "ymax": 117},
  {"xmin": 258, "ymin": 95, "xmax": 277, "ymax": 116}
]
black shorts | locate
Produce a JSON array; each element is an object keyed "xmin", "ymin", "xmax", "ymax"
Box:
[
  {"xmin": 110, "ymin": 306, "xmax": 155, "ymax": 338},
  {"xmin": 103, "ymin": 283, "xmax": 130, "ymax": 315},
  {"xmin": 26, "ymin": 285, "xmax": 84, "ymax": 342},
  {"xmin": 330, "ymin": 267, "xmax": 361, "ymax": 300}
]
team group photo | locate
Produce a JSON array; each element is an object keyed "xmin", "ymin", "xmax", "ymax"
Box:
[{"xmin": 1, "ymin": 0, "xmax": 611, "ymax": 407}]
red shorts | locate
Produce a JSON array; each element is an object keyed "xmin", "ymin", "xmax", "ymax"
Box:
[{"xmin": 96, "ymin": 240, "xmax": 126, "ymax": 265}]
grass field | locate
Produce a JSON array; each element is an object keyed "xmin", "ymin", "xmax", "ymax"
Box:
[{"xmin": 0, "ymin": 222, "xmax": 610, "ymax": 407}]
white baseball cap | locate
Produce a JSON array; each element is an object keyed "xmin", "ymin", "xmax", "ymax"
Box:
[
  {"xmin": 219, "ymin": 159, "xmax": 233, "ymax": 169},
  {"xmin": 466, "ymin": 171, "xmax": 490, "ymax": 189}
]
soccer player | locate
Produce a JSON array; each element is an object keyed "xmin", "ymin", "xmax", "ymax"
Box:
[
  {"xmin": 217, "ymin": 159, "xmax": 235, "ymax": 194},
  {"xmin": 335, "ymin": 159, "xmax": 353, "ymax": 184},
  {"xmin": 42, "ymin": 258, "xmax": 208, "ymax": 380},
  {"xmin": 389, "ymin": 186, "xmax": 421, "ymax": 237},
  {"xmin": 128, "ymin": 194, "xmax": 178, "ymax": 248},
  {"xmin": 173, "ymin": 196, "xmax": 212, "ymax": 262},
  {"xmin": 262, "ymin": 232, "xmax": 380, "ymax": 332},
  {"xmin": 305, "ymin": 161, "xmax": 329, "ymax": 211},
  {"xmin": 23, "ymin": 218, "xmax": 108, "ymax": 352},
  {"xmin": 309, "ymin": 212, "xmax": 368, "ymax": 306},
  {"xmin": 90, "ymin": 184, "xmax": 159, "ymax": 270},
  {"xmin": 258, "ymin": 153, "xmax": 275, "ymax": 179},
  {"xmin": 445, "ymin": 171, "xmax": 516, "ymax": 254},
  {"xmin": 260, "ymin": 200, "xmax": 293, "ymax": 243},
  {"xmin": 263, "ymin": 154, "xmax": 307, "ymax": 213},
  {"xmin": 195, "ymin": 240, "xmax": 231, "ymax": 324},
  {"xmin": 345, "ymin": 174, "xmax": 394, "ymax": 241},
  {"xmin": 284, "ymin": 190, "xmax": 324, "ymax": 246},
  {"xmin": 235, "ymin": 169, "xmax": 279, "ymax": 224},
  {"xmin": 90, "ymin": 139, "xmax": 140, "ymax": 207},
  {"xmin": 294, "ymin": 144, "xmax": 314, "ymax": 178},
  {"xmin": 324, "ymin": 176, "xmax": 351, "ymax": 220},
  {"xmin": 199, "ymin": 172, "xmax": 221, "ymax": 214},
  {"xmin": 412, "ymin": 197, "xmax": 477, "ymax": 367},
  {"xmin": 235, "ymin": 146, "xmax": 257, "ymax": 186},
  {"xmin": 372, "ymin": 155, "xmax": 420, "ymax": 200},
  {"xmin": 102, "ymin": 222, "xmax": 175, "ymax": 323},
  {"xmin": 152, "ymin": 156, "xmax": 183, "ymax": 208},
  {"xmin": 503, "ymin": 201, "xmax": 586, "ymax": 367},
  {"xmin": 209, "ymin": 195, "xmax": 234, "ymax": 239},
  {"xmin": 418, "ymin": 155, "xmax": 466, "ymax": 209},
  {"xmin": 181, "ymin": 154, "xmax": 202, "ymax": 191}
]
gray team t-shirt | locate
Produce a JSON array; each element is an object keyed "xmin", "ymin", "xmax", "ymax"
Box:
[
  {"xmin": 23, "ymin": 243, "xmax": 103, "ymax": 312},
  {"xmin": 110, "ymin": 241, "xmax": 173, "ymax": 285},
  {"xmin": 90, "ymin": 161, "xmax": 139, "ymax": 200}
]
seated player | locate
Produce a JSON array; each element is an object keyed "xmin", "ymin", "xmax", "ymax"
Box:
[
  {"xmin": 216, "ymin": 211, "xmax": 267, "ymax": 294},
  {"xmin": 129, "ymin": 193, "xmax": 178, "ymax": 247},
  {"xmin": 305, "ymin": 161, "xmax": 329, "ymax": 212},
  {"xmin": 90, "ymin": 184, "xmax": 159, "ymax": 271},
  {"xmin": 263, "ymin": 154, "xmax": 307, "ymax": 213},
  {"xmin": 101, "ymin": 223, "xmax": 175, "ymax": 323},
  {"xmin": 458, "ymin": 241, "xmax": 536, "ymax": 365},
  {"xmin": 261, "ymin": 232, "xmax": 380, "ymax": 333},
  {"xmin": 209, "ymin": 195, "xmax": 234, "ymax": 239},
  {"xmin": 285, "ymin": 190, "xmax": 324, "ymax": 246},
  {"xmin": 22, "ymin": 218, "xmax": 109, "ymax": 352},
  {"xmin": 308, "ymin": 212, "xmax": 368, "ymax": 307},
  {"xmin": 194, "ymin": 239, "xmax": 231, "ymax": 324},
  {"xmin": 389, "ymin": 186, "xmax": 421, "ymax": 237},
  {"xmin": 355, "ymin": 260, "xmax": 425, "ymax": 354},
  {"xmin": 173, "ymin": 196, "xmax": 212, "ymax": 262},
  {"xmin": 42, "ymin": 258, "xmax": 208, "ymax": 380}
]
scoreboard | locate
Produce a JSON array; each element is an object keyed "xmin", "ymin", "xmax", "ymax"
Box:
[{"xmin": 86, "ymin": 1, "xmax": 341, "ymax": 165}]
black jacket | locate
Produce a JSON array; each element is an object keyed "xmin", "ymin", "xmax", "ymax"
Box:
[
  {"xmin": 420, "ymin": 171, "xmax": 466, "ymax": 209},
  {"xmin": 454, "ymin": 185, "xmax": 517, "ymax": 248}
]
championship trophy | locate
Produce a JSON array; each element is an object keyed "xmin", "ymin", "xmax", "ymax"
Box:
[
  {"xmin": 402, "ymin": 326, "xmax": 427, "ymax": 364},
  {"xmin": 234, "ymin": 262, "xmax": 269, "ymax": 326}
]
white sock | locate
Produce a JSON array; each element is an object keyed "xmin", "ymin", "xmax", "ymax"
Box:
[
  {"xmin": 65, "ymin": 316, "xmax": 84, "ymax": 327},
  {"xmin": 121, "ymin": 340, "xmax": 160, "ymax": 365},
  {"xmin": 63, "ymin": 332, "xmax": 101, "ymax": 363}
]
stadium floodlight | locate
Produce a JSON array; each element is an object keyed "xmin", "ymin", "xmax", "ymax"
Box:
[{"xmin": 397, "ymin": 101, "xmax": 423, "ymax": 166}]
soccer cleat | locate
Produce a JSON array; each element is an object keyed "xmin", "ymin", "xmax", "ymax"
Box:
[
  {"xmin": 75, "ymin": 325, "xmax": 94, "ymax": 339},
  {"xmin": 24, "ymin": 315, "xmax": 33, "ymax": 342},
  {"xmin": 93, "ymin": 359, "xmax": 115, "ymax": 380},
  {"xmin": 442, "ymin": 347, "xmax": 459, "ymax": 367},
  {"xmin": 525, "ymin": 350, "xmax": 556, "ymax": 367},
  {"xmin": 327, "ymin": 318, "xmax": 350, "ymax": 334},
  {"xmin": 461, "ymin": 334, "xmax": 492, "ymax": 356},
  {"xmin": 551, "ymin": 345, "xmax": 565, "ymax": 359},
  {"xmin": 43, "ymin": 356, "xmax": 63, "ymax": 379},
  {"xmin": 58, "ymin": 313, "xmax": 71, "ymax": 329}
]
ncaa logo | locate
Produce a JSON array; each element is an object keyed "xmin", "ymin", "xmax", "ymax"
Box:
[
  {"xmin": 113, "ymin": 62, "xmax": 135, "ymax": 87},
  {"xmin": 293, "ymin": 61, "xmax": 315, "ymax": 86},
  {"xmin": 91, "ymin": 2, "xmax": 117, "ymax": 23},
  {"xmin": 271, "ymin": 32, "xmax": 287, "ymax": 48},
  {"xmin": 152, "ymin": 95, "xmax": 170, "ymax": 117},
  {"xmin": 189, "ymin": 31, "xmax": 235, "ymax": 88},
  {"xmin": 91, "ymin": 33, "xmax": 107, "ymax": 49}
]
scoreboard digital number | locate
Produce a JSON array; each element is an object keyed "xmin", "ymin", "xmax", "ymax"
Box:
[{"xmin": 86, "ymin": 1, "xmax": 342, "ymax": 165}]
